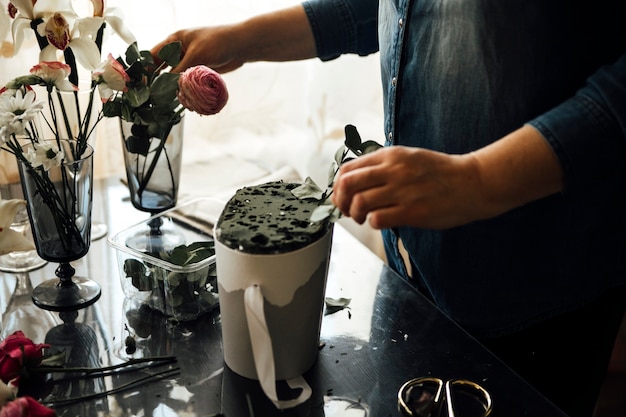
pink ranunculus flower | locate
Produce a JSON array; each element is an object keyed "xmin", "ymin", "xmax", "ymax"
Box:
[
  {"xmin": 177, "ymin": 65, "xmax": 228, "ymax": 116},
  {"xmin": 93, "ymin": 53, "xmax": 130, "ymax": 100},
  {"xmin": 30, "ymin": 62, "xmax": 77, "ymax": 92}
]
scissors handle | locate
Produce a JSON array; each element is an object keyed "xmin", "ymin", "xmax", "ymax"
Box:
[
  {"xmin": 398, "ymin": 377, "xmax": 444, "ymax": 416},
  {"xmin": 445, "ymin": 379, "xmax": 493, "ymax": 417},
  {"xmin": 397, "ymin": 377, "xmax": 493, "ymax": 417}
]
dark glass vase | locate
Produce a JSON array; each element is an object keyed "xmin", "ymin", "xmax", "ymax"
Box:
[
  {"xmin": 18, "ymin": 140, "xmax": 101, "ymax": 311},
  {"xmin": 119, "ymin": 119, "xmax": 185, "ymax": 250},
  {"xmin": 119, "ymin": 119, "xmax": 184, "ymax": 214}
]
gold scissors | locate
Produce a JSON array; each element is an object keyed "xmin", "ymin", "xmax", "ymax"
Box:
[{"xmin": 398, "ymin": 377, "xmax": 493, "ymax": 417}]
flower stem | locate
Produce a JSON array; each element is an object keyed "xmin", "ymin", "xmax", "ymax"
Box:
[
  {"xmin": 42, "ymin": 366, "xmax": 180, "ymax": 407},
  {"xmin": 36, "ymin": 355, "xmax": 177, "ymax": 375}
]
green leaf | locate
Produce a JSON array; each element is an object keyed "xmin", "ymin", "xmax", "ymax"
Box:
[
  {"xmin": 310, "ymin": 204, "xmax": 338, "ymax": 223},
  {"xmin": 157, "ymin": 42, "xmax": 182, "ymax": 68},
  {"xmin": 344, "ymin": 124, "xmax": 362, "ymax": 150},
  {"xmin": 124, "ymin": 136, "xmax": 151, "ymax": 155},
  {"xmin": 357, "ymin": 140, "xmax": 383, "ymax": 155},
  {"xmin": 102, "ymin": 99, "xmax": 122, "ymax": 118},
  {"xmin": 125, "ymin": 42, "xmax": 141, "ymax": 64},
  {"xmin": 125, "ymin": 61, "xmax": 145, "ymax": 82},
  {"xmin": 123, "ymin": 259, "xmax": 153, "ymax": 291},
  {"xmin": 291, "ymin": 177, "xmax": 325, "ymax": 201},
  {"xmin": 151, "ymin": 72, "xmax": 180, "ymax": 107},
  {"xmin": 334, "ymin": 145, "xmax": 347, "ymax": 166},
  {"xmin": 125, "ymin": 84, "xmax": 150, "ymax": 108},
  {"xmin": 160, "ymin": 242, "xmax": 215, "ymax": 267}
]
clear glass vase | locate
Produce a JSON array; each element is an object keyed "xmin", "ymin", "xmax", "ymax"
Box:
[
  {"xmin": 119, "ymin": 119, "xmax": 184, "ymax": 214},
  {"xmin": 18, "ymin": 140, "xmax": 101, "ymax": 311}
]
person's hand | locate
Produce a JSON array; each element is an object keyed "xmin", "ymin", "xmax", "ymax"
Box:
[
  {"xmin": 331, "ymin": 125, "xmax": 564, "ymax": 230},
  {"xmin": 331, "ymin": 146, "xmax": 486, "ymax": 230},
  {"xmin": 151, "ymin": 26, "xmax": 244, "ymax": 73}
]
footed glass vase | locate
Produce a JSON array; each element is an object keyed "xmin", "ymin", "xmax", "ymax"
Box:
[
  {"xmin": 18, "ymin": 140, "xmax": 101, "ymax": 311},
  {"xmin": 0, "ymin": 151, "xmax": 47, "ymax": 272},
  {"xmin": 119, "ymin": 119, "xmax": 185, "ymax": 250}
]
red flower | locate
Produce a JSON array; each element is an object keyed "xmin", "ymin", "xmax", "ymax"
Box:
[
  {"xmin": 0, "ymin": 332, "xmax": 49, "ymax": 384},
  {"xmin": 0, "ymin": 397, "xmax": 55, "ymax": 417},
  {"xmin": 177, "ymin": 65, "xmax": 229, "ymax": 116}
]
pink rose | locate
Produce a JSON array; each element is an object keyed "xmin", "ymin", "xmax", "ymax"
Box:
[
  {"xmin": 0, "ymin": 397, "xmax": 56, "ymax": 417},
  {"xmin": 94, "ymin": 53, "xmax": 130, "ymax": 100},
  {"xmin": 177, "ymin": 65, "xmax": 228, "ymax": 115},
  {"xmin": 30, "ymin": 62, "xmax": 76, "ymax": 92},
  {"xmin": 0, "ymin": 332, "xmax": 49, "ymax": 384}
]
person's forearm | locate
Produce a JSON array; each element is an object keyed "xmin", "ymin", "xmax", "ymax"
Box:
[
  {"xmin": 231, "ymin": 5, "xmax": 318, "ymax": 63},
  {"xmin": 471, "ymin": 124, "xmax": 564, "ymax": 218}
]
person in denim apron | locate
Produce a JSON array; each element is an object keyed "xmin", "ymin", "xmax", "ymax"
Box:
[{"xmin": 153, "ymin": 1, "xmax": 626, "ymax": 415}]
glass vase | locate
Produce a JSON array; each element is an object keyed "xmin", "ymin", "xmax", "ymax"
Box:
[
  {"xmin": 0, "ymin": 151, "xmax": 47, "ymax": 272},
  {"xmin": 119, "ymin": 118, "xmax": 184, "ymax": 214},
  {"xmin": 18, "ymin": 140, "xmax": 101, "ymax": 311},
  {"xmin": 39, "ymin": 84, "xmax": 108, "ymax": 241}
]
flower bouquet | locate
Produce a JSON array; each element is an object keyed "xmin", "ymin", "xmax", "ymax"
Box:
[
  {"xmin": 0, "ymin": 0, "xmax": 135, "ymax": 310},
  {"xmin": 102, "ymin": 41, "xmax": 229, "ymax": 213}
]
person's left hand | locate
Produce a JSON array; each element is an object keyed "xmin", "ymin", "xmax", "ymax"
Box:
[{"xmin": 331, "ymin": 146, "xmax": 485, "ymax": 230}]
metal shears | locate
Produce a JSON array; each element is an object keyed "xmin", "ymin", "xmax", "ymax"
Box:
[{"xmin": 398, "ymin": 377, "xmax": 493, "ymax": 417}]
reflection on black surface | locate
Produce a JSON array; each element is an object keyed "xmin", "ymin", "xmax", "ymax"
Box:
[
  {"xmin": 118, "ymin": 298, "xmax": 223, "ymax": 415},
  {"xmin": 1, "ymin": 273, "xmax": 59, "ymax": 341},
  {"xmin": 44, "ymin": 309, "xmax": 107, "ymax": 417},
  {"xmin": 222, "ymin": 364, "xmax": 325, "ymax": 417}
]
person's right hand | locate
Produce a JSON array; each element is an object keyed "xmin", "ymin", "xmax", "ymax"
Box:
[{"xmin": 151, "ymin": 26, "xmax": 244, "ymax": 74}]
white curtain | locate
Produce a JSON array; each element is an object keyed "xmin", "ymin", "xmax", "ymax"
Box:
[
  {"xmin": 0, "ymin": 0, "xmax": 385, "ymax": 255},
  {"xmin": 99, "ymin": 0, "xmax": 384, "ymax": 185}
]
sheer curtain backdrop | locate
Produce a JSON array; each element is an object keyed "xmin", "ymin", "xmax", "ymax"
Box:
[{"xmin": 0, "ymin": 0, "xmax": 385, "ymax": 257}]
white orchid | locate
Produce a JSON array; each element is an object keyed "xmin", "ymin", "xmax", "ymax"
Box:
[
  {"xmin": 10, "ymin": 0, "xmax": 74, "ymax": 55},
  {"xmin": 0, "ymin": 198, "xmax": 35, "ymax": 255},
  {"xmin": 10, "ymin": 0, "xmax": 135, "ymax": 71}
]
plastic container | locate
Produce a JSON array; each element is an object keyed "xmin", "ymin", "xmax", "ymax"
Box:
[{"xmin": 108, "ymin": 198, "xmax": 224, "ymax": 321}]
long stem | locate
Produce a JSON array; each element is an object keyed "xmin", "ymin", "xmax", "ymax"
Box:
[
  {"xmin": 36, "ymin": 356, "xmax": 177, "ymax": 375},
  {"xmin": 42, "ymin": 367, "xmax": 180, "ymax": 407},
  {"xmin": 135, "ymin": 121, "xmax": 177, "ymax": 197}
]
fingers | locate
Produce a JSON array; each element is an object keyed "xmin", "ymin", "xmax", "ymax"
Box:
[{"xmin": 332, "ymin": 151, "xmax": 392, "ymax": 224}]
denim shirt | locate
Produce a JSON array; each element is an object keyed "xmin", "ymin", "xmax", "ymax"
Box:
[{"xmin": 303, "ymin": 0, "xmax": 626, "ymax": 338}]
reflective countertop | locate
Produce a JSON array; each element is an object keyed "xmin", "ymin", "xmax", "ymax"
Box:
[{"xmin": 0, "ymin": 177, "xmax": 569, "ymax": 417}]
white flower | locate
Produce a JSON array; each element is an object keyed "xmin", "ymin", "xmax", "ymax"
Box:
[
  {"xmin": 0, "ymin": 89, "xmax": 44, "ymax": 143},
  {"xmin": 39, "ymin": 10, "xmax": 102, "ymax": 71},
  {"xmin": 93, "ymin": 53, "xmax": 129, "ymax": 99},
  {"xmin": 10, "ymin": 0, "xmax": 74, "ymax": 55},
  {"xmin": 11, "ymin": 0, "xmax": 135, "ymax": 71},
  {"xmin": 0, "ymin": 198, "xmax": 36, "ymax": 256},
  {"xmin": 30, "ymin": 61, "xmax": 77, "ymax": 92},
  {"xmin": 25, "ymin": 142, "xmax": 64, "ymax": 171}
]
